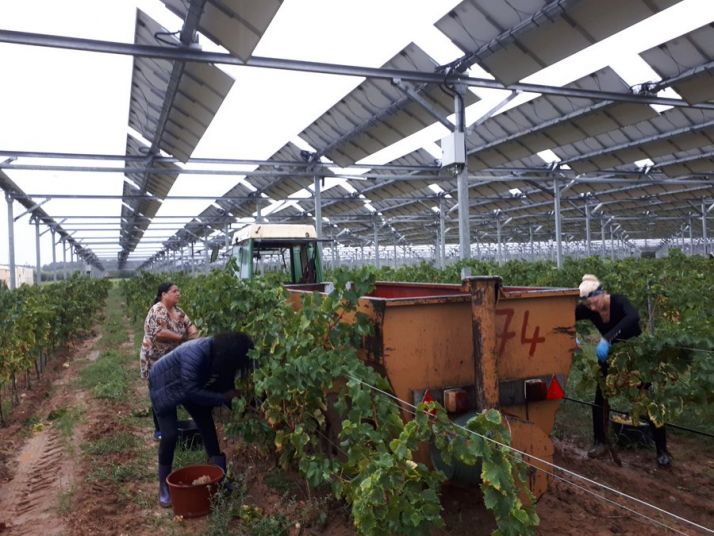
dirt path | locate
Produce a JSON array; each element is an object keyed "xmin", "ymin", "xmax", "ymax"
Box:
[{"xmin": 0, "ymin": 335, "xmax": 99, "ymax": 536}]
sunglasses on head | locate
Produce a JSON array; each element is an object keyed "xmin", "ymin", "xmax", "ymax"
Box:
[{"xmin": 580, "ymin": 288, "xmax": 604, "ymax": 302}]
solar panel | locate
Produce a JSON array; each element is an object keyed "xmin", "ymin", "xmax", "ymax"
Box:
[
  {"xmin": 160, "ymin": 0, "xmax": 282, "ymax": 61},
  {"xmin": 128, "ymin": 10, "xmax": 234, "ymax": 162},
  {"xmin": 641, "ymin": 22, "xmax": 714, "ymax": 105},
  {"xmin": 436, "ymin": 0, "xmax": 680, "ymax": 85}
]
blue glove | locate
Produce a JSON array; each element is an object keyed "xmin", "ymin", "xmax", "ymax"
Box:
[{"xmin": 596, "ymin": 338, "xmax": 611, "ymax": 362}]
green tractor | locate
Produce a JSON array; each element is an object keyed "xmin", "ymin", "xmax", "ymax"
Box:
[{"xmin": 231, "ymin": 223, "xmax": 327, "ymax": 284}]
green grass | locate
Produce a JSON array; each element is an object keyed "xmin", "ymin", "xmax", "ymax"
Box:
[
  {"xmin": 97, "ymin": 286, "xmax": 129, "ymax": 351},
  {"xmin": 77, "ymin": 349, "xmax": 132, "ymax": 400},
  {"xmin": 173, "ymin": 442, "xmax": 207, "ymax": 468},
  {"xmin": 86, "ymin": 459, "xmax": 152, "ymax": 484},
  {"xmin": 47, "ymin": 405, "xmax": 84, "ymax": 439},
  {"xmin": 82, "ymin": 431, "xmax": 137, "ymax": 455}
]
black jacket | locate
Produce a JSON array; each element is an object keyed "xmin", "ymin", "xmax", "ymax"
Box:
[
  {"xmin": 148, "ymin": 337, "xmax": 226, "ymax": 415},
  {"xmin": 576, "ymin": 294, "xmax": 641, "ymax": 343}
]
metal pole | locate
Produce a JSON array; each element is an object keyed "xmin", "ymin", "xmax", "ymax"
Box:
[
  {"xmin": 62, "ymin": 238, "xmax": 67, "ymax": 280},
  {"xmin": 455, "ymin": 89, "xmax": 470, "ymax": 260},
  {"xmin": 331, "ymin": 231, "xmax": 336, "ymax": 267},
  {"xmin": 51, "ymin": 228, "xmax": 57, "ymax": 281},
  {"xmin": 373, "ymin": 219, "xmax": 380, "ymax": 269},
  {"xmin": 314, "ymin": 176, "xmax": 322, "ymax": 238},
  {"xmin": 553, "ymin": 178, "xmax": 563, "ymax": 268},
  {"xmin": 439, "ymin": 198, "xmax": 446, "ymax": 269},
  {"xmin": 610, "ymin": 224, "xmax": 615, "ymax": 260},
  {"xmin": 529, "ymin": 225, "xmax": 534, "ymax": 261},
  {"xmin": 5, "ymin": 193, "xmax": 16, "ymax": 289},
  {"xmin": 689, "ymin": 215, "xmax": 694, "ymax": 255},
  {"xmin": 34, "ymin": 217, "xmax": 41, "ymax": 285},
  {"xmin": 601, "ymin": 217, "xmax": 606, "ymax": 256},
  {"xmin": 434, "ymin": 230, "xmax": 440, "ymax": 265},
  {"xmin": 585, "ymin": 202, "xmax": 591, "ymax": 256},
  {"xmin": 393, "ymin": 243, "xmax": 398, "ymax": 268},
  {"xmin": 703, "ymin": 200, "xmax": 709, "ymax": 255},
  {"xmin": 496, "ymin": 219, "xmax": 503, "ymax": 265},
  {"xmin": 204, "ymin": 238, "xmax": 209, "ymax": 272}
]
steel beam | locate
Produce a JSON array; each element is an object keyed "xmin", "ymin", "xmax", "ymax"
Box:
[{"xmin": 3, "ymin": 30, "xmax": 713, "ymax": 110}]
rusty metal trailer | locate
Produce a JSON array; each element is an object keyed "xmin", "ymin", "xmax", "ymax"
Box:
[{"xmin": 286, "ymin": 276, "xmax": 579, "ymax": 498}]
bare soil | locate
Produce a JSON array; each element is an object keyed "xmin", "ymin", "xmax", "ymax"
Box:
[{"xmin": 0, "ymin": 322, "xmax": 712, "ymax": 536}]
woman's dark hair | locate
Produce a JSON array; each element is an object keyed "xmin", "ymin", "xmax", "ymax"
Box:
[
  {"xmin": 208, "ymin": 332, "xmax": 255, "ymax": 392},
  {"xmin": 154, "ymin": 282, "xmax": 175, "ymax": 305}
]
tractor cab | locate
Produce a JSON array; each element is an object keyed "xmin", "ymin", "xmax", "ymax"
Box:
[{"xmin": 231, "ymin": 224, "xmax": 326, "ymax": 283}]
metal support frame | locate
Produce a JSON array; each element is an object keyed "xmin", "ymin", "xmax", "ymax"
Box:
[
  {"xmin": 50, "ymin": 228, "xmax": 57, "ymax": 281},
  {"xmin": 62, "ymin": 238, "xmax": 67, "ymax": 280},
  {"xmin": 454, "ymin": 87, "xmax": 471, "ymax": 260},
  {"xmin": 439, "ymin": 198, "xmax": 446, "ymax": 269},
  {"xmin": 703, "ymin": 199, "xmax": 709, "ymax": 255},
  {"xmin": 5, "ymin": 193, "xmax": 16, "ymax": 289},
  {"xmin": 610, "ymin": 224, "xmax": 616, "ymax": 261},
  {"xmin": 373, "ymin": 218, "xmax": 380, "ymax": 269},
  {"xmin": 393, "ymin": 79, "xmax": 454, "ymax": 130},
  {"xmin": 584, "ymin": 201, "xmax": 591, "ymax": 257},
  {"xmin": 553, "ymin": 178, "xmax": 563, "ymax": 268},
  {"xmin": 496, "ymin": 218, "xmax": 503, "ymax": 265},
  {"xmin": 3, "ymin": 30, "xmax": 712, "ymax": 111},
  {"xmin": 13, "ymin": 198, "xmax": 50, "ymax": 221},
  {"xmin": 33, "ymin": 217, "xmax": 41, "ymax": 285},
  {"xmin": 601, "ymin": 217, "xmax": 606, "ymax": 257}
]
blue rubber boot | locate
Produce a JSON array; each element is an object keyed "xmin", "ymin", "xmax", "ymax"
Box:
[{"xmin": 158, "ymin": 464, "xmax": 172, "ymax": 508}]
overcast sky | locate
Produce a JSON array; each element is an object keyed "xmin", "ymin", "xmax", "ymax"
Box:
[{"xmin": 1, "ymin": 0, "xmax": 713, "ymax": 269}]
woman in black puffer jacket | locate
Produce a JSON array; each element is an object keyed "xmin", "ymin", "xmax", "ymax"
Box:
[{"xmin": 149, "ymin": 331, "xmax": 254, "ymax": 508}]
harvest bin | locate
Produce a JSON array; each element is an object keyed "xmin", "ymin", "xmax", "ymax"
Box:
[{"xmin": 285, "ymin": 277, "xmax": 579, "ymax": 499}]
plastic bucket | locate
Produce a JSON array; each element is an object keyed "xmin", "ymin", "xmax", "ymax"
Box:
[{"xmin": 166, "ymin": 464, "xmax": 224, "ymax": 518}]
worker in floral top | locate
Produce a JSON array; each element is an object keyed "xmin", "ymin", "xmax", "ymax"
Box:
[{"xmin": 140, "ymin": 282, "xmax": 199, "ymax": 439}]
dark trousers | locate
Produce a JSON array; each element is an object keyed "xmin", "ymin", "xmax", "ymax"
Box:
[
  {"xmin": 152, "ymin": 406, "xmax": 160, "ymax": 433},
  {"xmin": 156, "ymin": 402, "xmax": 221, "ymax": 466},
  {"xmin": 593, "ymin": 372, "xmax": 608, "ymax": 444}
]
